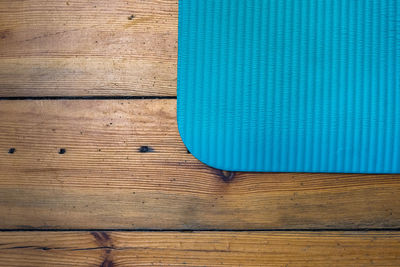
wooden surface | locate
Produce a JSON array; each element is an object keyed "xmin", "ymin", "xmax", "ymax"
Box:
[
  {"xmin": 0, "ymin": 100, "xmax": 400, "ymax": 230},
  {"xmin": 0, "ymin": 0, "xmax": 178, "ymax": 96},
  {"xmin": 1, "ymin": 231, "xmax": 400, "ymax": 266},
  {"xmin": 0, "ymin": 0, "xmax": 399, "ymax": 266}
]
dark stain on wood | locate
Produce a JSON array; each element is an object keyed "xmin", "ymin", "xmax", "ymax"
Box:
[
  {"xmin": 8, "ymin": 148, "xmax": 15, "ymax": 154},
  {"xmin": 215, "ymin": 169, "xmax": 236, "ymax": 183},
  {"xmin": 91, "ymin": 232, "xmax": 115, "ymax": 267},
  {"xmin": 100, "ymin": 248, "xmax": 114, "ymax": 267},
  {"xmin": 139, "ymin": 146, "xmax": 154, "ymax": 153},
  {"xmin": 38, "ymin": 246, "xmax": 52, "ymax": 251},
  {"xmin": 91, "ymin": 232, "xmax": 112, "ymax": 247},
  {"xmin": 100, "ymin": 257, "xmax": 114, "ymax": 267}
]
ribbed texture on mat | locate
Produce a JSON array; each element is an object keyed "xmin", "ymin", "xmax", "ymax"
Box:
[{"xmin": 177, "ymin": 0, "xmax": 400, "ymax": 173}]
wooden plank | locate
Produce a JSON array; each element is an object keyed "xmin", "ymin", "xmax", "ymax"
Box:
[
  {"xmin": 1, "ymin": 231, "xmax": 399, "ymax": 266},
  {"xmin": 0, "ymin": 100, "xmax": 399, "ymax": 230},
  {"xmin": 0, "ymin": 0, "xmax": 178, "ymax": 96}
]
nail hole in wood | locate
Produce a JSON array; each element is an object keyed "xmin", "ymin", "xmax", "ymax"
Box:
[
  {"xmin": 59, "ymin": 148, "xmax": 66, "ymax": 154},
  {"xmin": 8, "ymin": 148, "xmax": 15, "ymax": 154},
  {"xmin": 139, "ymin": 146, "xmax": 153, "ymax": 153}
]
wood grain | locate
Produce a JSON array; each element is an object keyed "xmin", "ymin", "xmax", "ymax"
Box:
[
  {"xmin": 0, "ymin": 100, "xmax": 399, "ymax": 230},
  {"xmin": 1, "ymin": 231, "xmax": 399, "ymax": 266},
  {"xmin": 0, "ymin": 0, "xmax": 178, "ymax": 96}
]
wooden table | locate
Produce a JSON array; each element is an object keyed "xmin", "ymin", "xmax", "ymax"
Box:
[{"xmin": 0, "ymin": 1, "xmax": 399, "ymax": 266}]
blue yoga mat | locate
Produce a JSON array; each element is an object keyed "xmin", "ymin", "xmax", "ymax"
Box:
[{"xmin": 177, "ymin": 0, "xmax": 400, "ymax": 173}]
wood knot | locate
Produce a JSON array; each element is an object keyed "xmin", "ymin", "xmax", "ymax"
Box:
[
  {"xmin": 101, "ymin": 258, "xmax": 114, "ymax": 267},
  {"xmin": 91, "ymin": 232, "xmax": 112, "ymax": 247},
  {"xmin": 91, "ymin": 232, "xmax": 114, "ymax": 267},
  {"xmin": 216, "ymin": 170, "xmax": 235, "ymax": 183}
]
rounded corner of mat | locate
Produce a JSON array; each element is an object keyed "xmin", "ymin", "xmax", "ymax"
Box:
[{"xmin": 176, "ymin": 116, "xmax": 234, "ymax": 172}]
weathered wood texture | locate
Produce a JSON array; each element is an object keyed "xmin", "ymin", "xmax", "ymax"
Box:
[
  {"xmin": 0, "ymin": 0, "xmax": 178, "ymax": 96},
  {"xmin": 0, "ymin": 100, "xmax": 399, "ymax": 230},
  {"xmin": 1, "ymin": 231, "xmax": 399, "ymax": 266}
]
